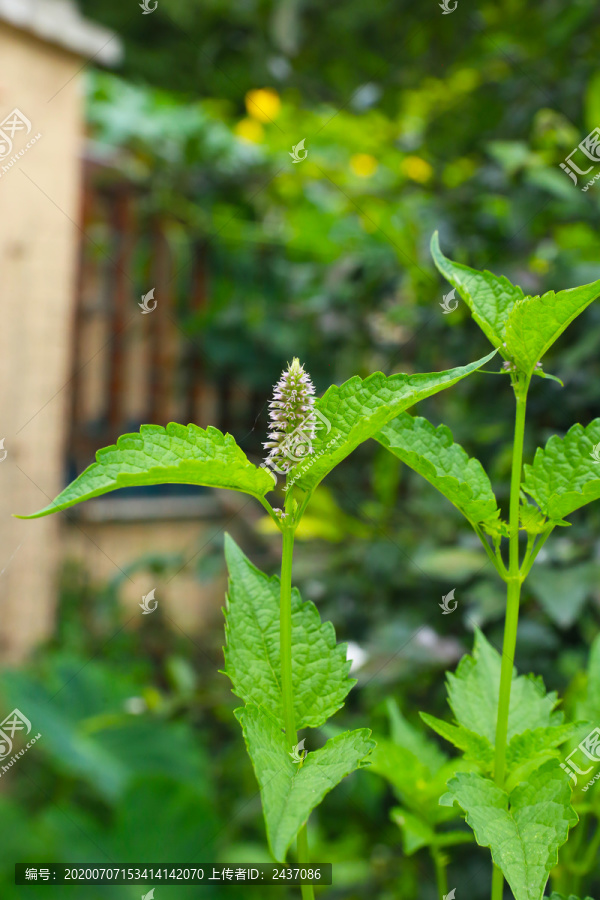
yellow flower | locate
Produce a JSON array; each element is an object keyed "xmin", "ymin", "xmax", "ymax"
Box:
[
  {"xmin": 529, "ymin": 256, "xmax": 550, "ymax": 275},
  {"xmin": 234, "ymin": 118, "xmax": 264, "ymax": 143},
  {"xmin": 245, "ymin": 88, "xmax": 281, "ymax": 123},
  {"xmin": 350, "ymin": 153, "xmax": 378, "ymax": 177},
  {"xmin": 401, "ymin": 155, "xmax": 433, "ymax": 183}
]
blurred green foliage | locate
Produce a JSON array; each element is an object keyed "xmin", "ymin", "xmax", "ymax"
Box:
[{"xmin": 4, "ymin": 2, "xmax": 600, "ymax": 896}]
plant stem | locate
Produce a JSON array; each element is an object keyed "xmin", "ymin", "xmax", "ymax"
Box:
[
  {"xmin": 280, "ymin": 500, "xmax": 315, "ymax": 900},
  {"xmin": 579, "ymin": 818, "xmax": 600, "ymax": 872},
  {"xmin": 280, "ymin": 524, "xmax": 297, "ymax": 747},
  {"xmin": 431, "ymin": 845, "xmax": 448, "ymax": 899},
  {"xmin": 259, "ymin": 495, "xmax": 284, "ymax": 530},
  {"xmin": 491, "ymin": 385, "xmax": 528, "ymax": 900},
  {"xmin": 473, "ymin": 523, "xmax": 508, "ymax": 579},
  {"xmin": 519, "ymin": 524, "xmax": 554, "ymax": 579}
]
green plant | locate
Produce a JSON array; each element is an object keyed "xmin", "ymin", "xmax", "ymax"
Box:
[
  {"xmin": 369, "ymin": 233, "xmax": 600, "ymax": 900},
  {"xmin": 18, "ymin": 351, "xmax": 494, "ymax": 896}
]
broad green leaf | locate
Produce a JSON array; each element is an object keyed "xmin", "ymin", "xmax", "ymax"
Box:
[
  {"xmin": 445, "ymin": 629, "xmax": 561, "ymax": 744},
  {"xmin": 431, "ymin": 231, "xmax": 524, "ymax": 348},
  {"xmin": 223, "ymin": 535, "xmax": 354, "ymax": 730},
  {"xmin": 431, "ymin": 233, "xmax": 600, "ymax": 377},
  {"xmin": 522, "ymin": 419, "xmax": 600, "ymax": 520},
  {"xmin": 390, "ymin": 807, "xmax": 435, "ymax": 855},
  {"xmin": 235, "ymin": 703, "xmax": 374, "ymax": 861},
  {"xmin": 369, "ymin": 734, "xmax": 474, "ymax": 823},
  {"xmin": 294, "ymin": 351, "xmax": 496, "ymax": 492},
  {"xmin": 18, "ymin": 424, "xmax": 275, "ymax": 518},
  {"xmin": 506, "ymin": 724, "xmax": 582, "ymax": 770},
  {"xmin": 420, "ymin": 712, "xmax": 494, "ymax": 770},
  {"xmin": 375, "ymin": 413, "xmax": 500, "ymax": 527},
  {"xmin": 441, "ymin": 762, "xmax": 577, "ymax": 900},
  {"xmin": 385, "ymin": 698, "xmax": 446, "ymax": 774},
  {"xmin": 369, "ymin": 737, "xmax": 437, "ymax": 809},
  {"xmin": 420, "ymin": 715, "xmax": 578, "ymax": 786},
  {"xmin": 505, "ymin": 724, "xmax": 584, "ymax": 792},
  {"xmin": 548, "ymin": 894, "xmax": 595, "ymax": 900},
  {"xmin": 370, "ymin": 701, "xmax": 466, "ymax": 825},
  {"xmin": 504, "ymin": 279, "xmax": 600, "ymax": 377}
]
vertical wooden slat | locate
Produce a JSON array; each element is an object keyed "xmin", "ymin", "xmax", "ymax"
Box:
[
  {"xmin": 107, "ymin": 186, "xmax": 133, "ymax": 432},
  {"xmin": 68, "ymin": 160, "xmax": 94, "ymax": 472},
  {"xmin": 184, "ymin": 241, "xmax": 207, "ymax": 426},
  {"xmin": 218, "ymin": 374, "xmax": 232, "ymax": 435},
  {"xmin": 148, "ymin": 221, "xmax": 175, "ymax": 425}
]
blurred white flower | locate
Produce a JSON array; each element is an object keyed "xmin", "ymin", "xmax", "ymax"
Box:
[{"xmin": 346, "ymin": 641, "xmax": 368, "ymax": 673}]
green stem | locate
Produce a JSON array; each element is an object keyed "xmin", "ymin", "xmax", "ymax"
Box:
[
  {"xmin": 280, "ymin": 496, "xmax": 315, "ymax": 900},
  {"xmin": 579, "ymin": 820, "xmax": 600, "ymax": 874},
  {"xmin": 491, "ymin": 865, "xmax": 504, "ymax": 900},
  {"xmin": 491, "ymin": 384, "xmax": 528, "ymax": 900},
  {"xmin": 280, "ymin": 524, "xmax": 297, "ymax": 747},
  {"xmin": 519, "ymin": 524, "xmax": 554, "ymax": 579},
  {"xmin": 259, "ymin": 495, "xmax": 284, "ymax": 531},
  {"xmin": 431, "ymin": 845, "xmax": 448, "ymax": 899},
  {"xmin": 473, "ymin": 523, "xmax": 508, "ymax": 579}
]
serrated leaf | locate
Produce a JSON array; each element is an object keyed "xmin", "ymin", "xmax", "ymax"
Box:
[
  {"xmin": 18, "ymin": 424, "xmax": 275, "ymax": 518},
  {"xmin": 223, "ymin": 535, "xmax": 354, "ymax": 730},
  {"xmin": 520, "ymin": 500, "xmax": 549, "ymax": 535},
  {"xmin": 504, "ymin": 279, "xmax": 600, "ymax": 377},
  {"xmin": 420, "ymin": 712, "xmax": 494, "ymax": 770},
  {"xmin": 505, "ymin": 724, "xmax": 584, "ymax": 792},
  {"xmin": 482, "ymin": 517, "xmax": 511, "ymax": 540},
  {"xmin": 293, "ymin": 351, "xmax": 496, "ymax": 492},
  {"xmin": 548, "ymin": 893, "xmax": 595, "ymax": 900},
  {"xmin": 431, "ymin": 231, "xmax": 525, "ymax": 348},
  {"xmin": 369, "ymin": 733, "xmax": 475, "ymax": 826},
  {"xmin": 522, "ymin": 419, "xmax": 600, "ymax": 520},
  {"xmin": 442, "ymin": 762, "xmax": 577, "ymax": 900},
  {"xmin": 446, "ymin": 629, "xmax": 561, "ymax": 744},
  {"xmin": 235, "ymin": 703, "xmax": 374, "ymax": 861},
  {"xmin": 375, "ymin": 413, "xmax": 500, "ymax": 527}
]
